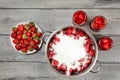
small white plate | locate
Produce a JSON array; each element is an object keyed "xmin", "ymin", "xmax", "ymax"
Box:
[{"xmin": 10, "ymin": 21, "xmax": 43, "ymax": 54}]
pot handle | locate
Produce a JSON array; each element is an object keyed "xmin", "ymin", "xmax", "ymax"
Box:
[
  {"xmin": 90, "ymin": 60, "xmax": 101, "ymax": 73},
  {"xmin": 43, "ymin": 31, "xmax": 52, "ymax": 44}
]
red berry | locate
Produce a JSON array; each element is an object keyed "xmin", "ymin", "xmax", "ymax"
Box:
[
  {"xmin": 69, "ymin": 68, "xmax": 73, "ymax": 75},
  {"xmin": 33, "ymin": 45, "xmax": 39, "ymax": 50},
  {"xmin": 21, "ymin": 44, "xmax": 27, "ymax": 48},
  {"xmin": 18, "ymin": 25, "xmax": 25, "ymax": 31},
  {"xmin": 17, "ymin": 31, "xmax": 22, "ymax": 35},
  {"xmin": 89, "ymin": 49, "xmax": 95, "ymax": 57},
  {"xmin": 12, "ymin": 27, "xmax": 18, "ymax": 33},
  {"xmin": 65, "ymin": 28, "xmax": 72, "ymax": 35},
  {"xmin": 16, "ymin": 35, "xmax": 22, "ymax": 40},
  {"xmin": 53, "ymin": 36, "xmax": 60, "ymax": 42},
  {"xmin": 22, "ymin": 47, "xmax": 27, "ymax": 53},
  {"xmin": 73, "ymin": 10, "xmax": 87, "ymax": 25},
  {"xmin": 30, "ymin": 40, "xmax": 35, "ymax": 46},
  {"xmin": 52, "ymin": 59, "xmax": 59, "ymax": 67},
  {"xmin": 11, "ymin": 32, "xmax": 17, "ymax": 38},
  {"xmin": 98, "ymin": 37, "xmax": 113, "ymax": 51},
  {"xmin": 15, "ymin": 45, "xmax": 21, "ymax": 51},
  {"xmin": 26, "ymin": 32, "xmax": 32, "ymax": 37},
  {"xmin": 86, "ymin": 59, "xmax": 92, "ymax": 64},
  {"xmin": 59, "ymin": 63, "xmax": 67, "ymax": 71},
  {"xmin": 20, "ymin": 39, "xmax": 24, "ymax": 44},
  {"xmin": 24, "ymin": 40, "xmax": 30, "ymax": 46},
  {"xmin": 78, "ymin": 58, "xmax": 85, "ymax": 62},
  {"xmin": 30, "ymin": 27, "xmax": 36, "ymax": 33},
  {"xmin": 27, "ymin": 46, "xmax": 33, "ymax": 51},
  {"xmin": 37, "ymin": 32, "xmax": 42, "ymax": 38},
  {"xmin": 48, "ymin": 51, "xmax": 55, "ymax": 59},
  {"xmin": 34, "ymin": 39, "xmax": 40, "ymax": 45},
  {"xmin": 13, "ymin": 39, "xmax": 19, "ymax": 44}
]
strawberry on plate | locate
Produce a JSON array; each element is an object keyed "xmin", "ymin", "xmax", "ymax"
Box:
[{"xmin": 10, "ymin": 21, "xmax": 43, "ymax": 54}]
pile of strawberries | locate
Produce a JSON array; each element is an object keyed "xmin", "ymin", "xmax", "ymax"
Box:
[
  {"xmin": 11, "ymin": 22, "xmax": 42, "ymax": 53},
  {"xmin": 48, "ymin": 27, "xmax": 95, "ymax": 75}
]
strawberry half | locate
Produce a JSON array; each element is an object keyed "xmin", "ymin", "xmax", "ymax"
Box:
[
  {"xmin": 52, "ymin": 59, "xmax": 59, "ymax": 67},
  {"xmin": 89, "ymin": 49, "xmax": 95, "ymax": 57}
]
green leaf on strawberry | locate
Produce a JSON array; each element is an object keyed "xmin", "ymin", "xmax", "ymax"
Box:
[
  {"xmin": 22, "ymin": 33, "xmax": 27, "ymax": 39},
  {"xmin": 29, "ymin": 22, "xmax": 35, "ymax": 26},
  {"xmin": 25, "ymin": 25, "xmax": 30, "ymax": 31},
  {"xmin": 28, "ymin": 46, "xmax": 33, "ymax": 51}
]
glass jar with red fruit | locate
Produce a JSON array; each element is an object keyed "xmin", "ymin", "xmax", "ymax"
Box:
[
  {"xmin": 90, "ymin": 16, "xmax": 107, "ymax": 31},
  {"xmin": 98, "ymin": 36, "xmax": 113, "ymax": 51},
  {"xmin": 73, "ymin": 10, "xmax": 87, "ymax": 26}
]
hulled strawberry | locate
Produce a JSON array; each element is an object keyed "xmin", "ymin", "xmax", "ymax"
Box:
[
  {"xmin": 89, "ymin": 49, "xmax": 95, "ymax": 57},
  {"xmin": 52, "ymin": 59, "xmax": 59, "ymax": 67}
]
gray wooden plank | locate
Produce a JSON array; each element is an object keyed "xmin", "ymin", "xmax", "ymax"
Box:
[
  {"xmin": 0, "ymin": 0, "xmax": 119, "ymax": 9},
  {"xmin": 0, "ymin": 62, "xmax": 119, "ymax": 80},
  {"xmin": 0, "ymin": 9, "xmax": 120, "ymax": 35},
  {"xmin": 0, "ymin": 35, "xmax": 119, "ymax": 63}
]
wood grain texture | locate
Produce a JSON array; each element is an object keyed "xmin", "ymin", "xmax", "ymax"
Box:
[
  {"xmin": 0, "ymin": 35, "xmax": 119, "ymax": 63},
  {"xmin": 0, "ymin": 0, "xmax": 120, "ymax": 9},
  {"xmin": 0, "ymin": 62, "xmax": 119, "ymax": 80},
  {"xmin": 0, "ymin": 9, "xmax": 120, "ymax": 35}
]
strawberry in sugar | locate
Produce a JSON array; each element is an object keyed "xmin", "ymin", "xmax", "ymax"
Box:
[{"xmin": 48, "ymin": 27, "xmax": 95, "ymax": 75}]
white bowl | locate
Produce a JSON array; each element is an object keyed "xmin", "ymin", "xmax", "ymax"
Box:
[{"xmin": 10, "ymin": 21, "xmax": 43, "ymax": 54}]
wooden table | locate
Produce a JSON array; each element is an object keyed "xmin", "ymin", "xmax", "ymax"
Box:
[{"xmin": 0, "ymin": 0, "xmax": 120, "ymax": 80}]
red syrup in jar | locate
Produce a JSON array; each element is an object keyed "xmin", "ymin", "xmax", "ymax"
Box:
[
  {"xmin": 90, "ymin": 16, "xmax": 107, "ymax": 31},
  {"xmin": 98, "ymin": 36, "xmax": 113, "ymax": 51},
  {"xmin": 73, "ymin": 10, "xmax": 87, "ymax": 26}
]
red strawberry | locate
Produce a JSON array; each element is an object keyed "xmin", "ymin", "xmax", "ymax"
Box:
[
  {"xmin": 86, "ymin": 38, "xmax": 91, "ymax": 44},
  {"xmin": 30, "ymin": 40, "xmax": 35, "ymax": 46},
  {"xmin": 32, "ymin": 33, "xmax": 37, "ymax": 38},
  {"xmin": 13, "ymin": 39, "xmax": 19, "ymax": 44},
  {"xmin": 22, "ymin": 47, "xmax": 27, "ymax": 53},
  {"xmin": 53, "ymin": 36, "xmax": 60, "ymax": 42},
  {"xmin": 23, "ymin": 30, "xmax": 27, "ymax": 34},
  {"xmin": 86, "ymin": 59, "xmax": 92, "ymax": 64},
  {"xmin": 48, "ymin": 51, "xmax": 55, "ymax": 59},
  {"xmin": 30, "ymin": 27, "xmax": 36, "ymax": 33},
  {"xmin": 78, "ymin": 58, "xmax": 85, "ymax": 62},
  {"xmin": 28, "ymin": 22, "xmax": 35, "ymax": 27},
  {"xmin": 59, "ymin": 63, "xmax": 67, "ymax": 71},
  {"xmin": 33, "ymin": 45, "xmax": 39, "ymax": 50},
  {"xmin": 12, "ymin": 27, "xmax": 18, "ymax": 33},
  {"xmin": 11, "ymin": 32, "xmax": 17, "ymax": 38},
  {"xmin": 85, "ymin": 43, "xmax": 91, "ymax": 52},
  {"xmin": 17, "ymin": 31, "xmax": 22, "ymax": 35},
  {"xmin": 24, "ymin": 40, "xmax": 30, "ymax": 46},
  {"xmin": 34, "ymin": 37, "xmax": 41, "ymax": 44},
  {"xmin": 26, "ymin": 32, "xmax": 32, "ymax": 37},
  {"xmin": 84, "ymin": 63, "xmax": 89, "ymax": 69},
  {"xmin": 37, "ymin": 32, "xmax": 42, "ymax": 38},
  {"xmin": 89, "ymin": 49, "xmax": 95, "ymax": 57},
  {"xmin": 27, "ymin": 37, "xmax": 32, "ymax": 41},
  {"xmin": 20, "ymin": 39, "xmax": 24, "ymax": 44},
  {"xmin": 15, "ymin": 44, "xmax": 21, "ymax": 51},
  {"xmin": 17, "ymin": 35, "xmax": 22, "ymax": 40},
  {"xmin": 69, "ymin": 68, "xmax": 73, "ymax": 75},
  {"xmin": 27, "ymin": 46, "xmax": 33, "ymax": 51},
  {"xmin": 21, "ymin": 44, "xmax": 27, "ymax": 48},
  {"xmin": 18, "ymin": 25, "xmax": 24, "ymax": 31},
  {"xmin": 52, "ymin": 59, "xmax": 59, "ymax": 67},
  {"xmin": 78, "ymin": 31, "xmax": 84, "ymax": 37},
  {"xmin": 66, "ymin": 28, "xmax": 72, "ymax": 35}
]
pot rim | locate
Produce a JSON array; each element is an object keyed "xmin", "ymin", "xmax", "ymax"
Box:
[{"xmin": 45, "ymin": 25, "xmax": 98, "ymax": 77}]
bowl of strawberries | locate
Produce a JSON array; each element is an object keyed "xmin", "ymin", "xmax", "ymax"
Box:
[
  {"xmin": 45, "ymin": 26, "xmax": 101, "ymax": 76},
  {"xmin": 10, "ymin": 21, "xmax": 43, "ymax": 54}
]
